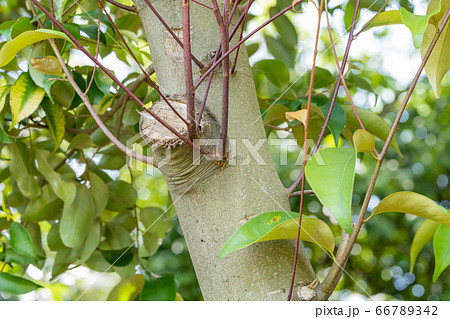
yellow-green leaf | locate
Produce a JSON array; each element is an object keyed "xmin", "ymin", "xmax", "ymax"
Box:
[
  {"xmin": 362, "ymin": 10, "xmax": 403, "ymax": 31},
  {"xmin": 433, "ymin": 224, "xmax": 450, "ymax": 281},
  {"xmin": 9, "ymin": 72, "xmax": 45, "ymax": 128},
  {"xmin": 353, "ymin": 129, "xmax": 375, "ymax": 153},
  {"xmin": 0, "ymin": 29, "xmax": 75, "ymax": 68},
  {"xmin": 0, "ymin": 85, "xmax": 11, "ymax": 113},
  {"xmin": 421, "ymin": 0, "xmax": 450, "ymax": 98},
  {"xmin": 286, "ymin": 109, "xmax": 308, "ymax": 125},
  {"xmin": 368, "ymin": 191, "xmax": 450, "ymax": 227},
  {"xmin": 410, "ymin": 219, "xmax": 439, "ymax": 273},
  {"xmin": 107, "ymin": 274, "xmax": 145, "ymax": 301},
  {"xmin": 41, "ymin": 99, "xmax": 65, "ymax": 152},
  {"xmin": 35, "ymin": 149, "xmax": 76, "ymax": 205},
  {"xmin": 31, "ymin": 56, "xmax": 62, "ymax": 77},
  {"xmin": 219, "ymin": 211, "xmax": 335, "ymax": 259}
]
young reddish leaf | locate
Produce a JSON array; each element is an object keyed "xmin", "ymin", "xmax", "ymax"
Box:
[{"xmin": 410, "ymin": 219, "xmax": 440, "ymax": 273}]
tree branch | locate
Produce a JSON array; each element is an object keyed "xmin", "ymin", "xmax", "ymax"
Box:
[{"xmin": 105, "ymin": 0, "xmax": 137, "ymax": 13}]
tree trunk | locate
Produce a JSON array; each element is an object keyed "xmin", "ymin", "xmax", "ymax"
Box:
[{"xmin": 134, "ymin": 0, "xmax": 316, "ymax": 300}]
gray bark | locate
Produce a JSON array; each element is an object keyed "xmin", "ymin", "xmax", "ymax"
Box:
[{"xmin": 134, "ymin": 0, "xmax": 316, "ymax": 300}]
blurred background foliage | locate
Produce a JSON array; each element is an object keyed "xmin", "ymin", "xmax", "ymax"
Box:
[{"xmin": 0, "ymin": 0, "xmax": 448, "ymax": 300}]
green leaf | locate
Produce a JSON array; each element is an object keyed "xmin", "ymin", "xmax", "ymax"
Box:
[
  {"xmin": 353, "ymin": 129, "xmax": 375, "ymax": 153},
  {"xmin": 88, "ymin": 172, "xmax": 109, "ymax": 216},
  {"xmin": 101, "ymin": 248, "xmax": 135, "ymax": 267},
  {"xmin": 79, "ymin": 219, "xmax": 101, "ymax": 263},
  {"xmin": 31, "ymin": 56, "xmax": 63, "ymax": 77},
  {"xmin": 9, "ymin": 222, "xmax": 36, "ymax": 259},
  {"xmin": 47, "ymin": 223, "xmax": 67, "ymax": 251},
  {"xmin": 310, "ymin": 67, "xmax": 335, "ymax": 89},
  {"xmin": 305, "ymin": 148, "xmax": 355, "ymax": 234},
  {"xmin": 400, "ymin": 0, "xmax": 443, "ymax": 48},
  {"xmin": 140, "ymin": 207, "xmax": 172, "ymax": 238},
  {"xmin": 421, "ymin": 0, "xmax": 450, "ymax": 98},
  {"xmin": 341, "ymin": 104, "xmax": 402, "ymax": 156},
  {"xmin": 94, "ymin": 69, "xmax": 114, "ymax": 97},
  {"xmin": 369, "ymin": 192, "xmax": 450, "ymax": 227},
  {"xmin": 263, "ymin": 104, "xmax": 289, "ymax": 126},
  {"xmin": 321, "ymin": 102, "xmax": 346, "ymax": 147},
  {"xmin": 410, "ymin": 219, "xmax": 439, "ymax": 273},
  {"xmin": 361, "ymin": 10, "xmax": 403, "ymax": 31},
  {"xmin": 22, "ymin": 185, "xmax": 63, "ymax": 222},
  {"xmin": 433, "ymin": 224, "xmax": 450, "ymax": 281},
  {"xmin": 3, "ymin": 248, "xmax": 35, "ymax": 266},
  {"xmin": 8, "ymin": 143, "xmax": 41, "ymax": 199},
  {"xmin": 99, "ymin": 224, "xmax": 133, "ymax": 250},
  {"xmin": 41, "ymin": 99, "xmax": 65, "ymax": 152},
  {"xmin": 68, "ymin": 133, "xmax": 96, "ymax": 150},
  {"xmin": 219, "ymin": 211, "xmax": 335, "ymax": 259},
  {"xmin": 106, "ymin": 181, "xmax": 137, "ymax": 213},
  {"xmin": 60, "ymin": 185, "xmax": 95, "ymax": 247},
  {"xmin": 255, "ymin": 59, "xmax": 290, "ymax": 90},
  {"xmin": 0, "ymin": 29, "xmax": 75, "ymax": 68},
  {"xmin": 9, "ymin": 72, "xmax": 46, "ymax": 128},
  {"xmin": 107, "ymin": 274, "xmax": 145, "ymax": 301},
  {"xmin": 140, "ymin": 274, "xmax": 177, "ymax": 301},
  {"xmin": 0, "ymin": 273, "xmax": 42, "ymax": 295},
  {"xmin": 35, "ymin": 149, "xmax": 76, "ymax": 205},
  {"xmin": 0, "ymin": 85, "xmax": 11, "ymax": 113}
]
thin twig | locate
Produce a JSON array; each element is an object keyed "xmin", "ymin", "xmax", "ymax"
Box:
[
  {"xmin": 105, "ymin": 0, "xmax": 137, "ymax": 13},
  {"xmin": 288, "ymin": 0, "xmax": 361, "ymax": 195},
  {"xmin": 317, "ymin": 7, "xmax": 450, "ymax": 300},
  {"xmin": 231, "ymin": 0, "xmax": 253, "ymax": 74},
  {"xmin": 287, "ymin": 0, "xmax": 324, "ymax": 302},
  {"xmin": 192, "ymin": 0, "xmax": 213, "ymax": 10}
]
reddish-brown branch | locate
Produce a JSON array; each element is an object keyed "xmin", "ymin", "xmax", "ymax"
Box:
[
  {"xmin": 195, "ymin": 0, "xmax": 306, "ymax": 89},
  {"xmin": 287, "ymin": 0, "xmax": 324, "ymax": 302},
  {"xmin": 231, "ymin": 0, "xmax": 253, "ymax": 74},
  {"xmin": 142, "ymin": 0, "xmax": 203, "ymax": 69},
  {"xmin": 182, "ymin": 0, "xmax": 198, "ymax": 139},
  {"xmin": 192, "ymin": 0, "xmax": 213, "ymax": 10},
  {"xmin": 85, "ymin": 4, "xmax": 102, "ymax": 95},
  {"xmin": 288, "ymin": 0, "xmax": 361, "ymax": 195},
  {"xmin": 31, "ymin": 0, "xmax": 215, "ymax": 158},
  {"xmin": 99, "ymin": 0, "xmax": 189, "ymax": 126}
]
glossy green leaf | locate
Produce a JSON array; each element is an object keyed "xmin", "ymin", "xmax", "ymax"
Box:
[
  {"xmin": 0, "ymin": 273, "xmax": 42, "ymax": 295},
  {"xmin": 9, "ymin": 72, "xmax": 45, "ymax": 128},
  {"xmin": 60, "ymin": 185, "xmax": 95, "ymax": 248},
  {"xmin": 41, "ymin": 99, "xmax": 65, "ymax": 152},
  {"xmin": 433, "ymin": 224, "xmax": 450, "ymax": 281},
  {"xmin": 107, "ymin": 274, "xmax": 145, "ymax": 301},
  {"xmin": 0, "ymin": 29, "xmax": 74, "ymax": 67},
  {"xmin": 263, "ymin": 104, "xmax": 289, "ymax": 126},
  {"xmin": 410, "ymin": 219, "xmax": 439, "ymax": 273},
  {"xmin": 9, "ymin": 222, "xmax": 36, "ymax": 259},
  {"xmin": 305, "ymin": 148, "xmax": 355, "ymax": 234},
  {"xmin": 353, "ymin": 129, "xmax": 375, "ymax": 153},
  {"xmin": 68, "ymin": 132, "xmax": 96, "ymax": 150},
  {"xmin": 99, "ymin": 224, "xmax": 133, "ymax": 250},
  {"xmin": 22, "ymin": 185, "xmax": 63, "ymax": 222},
  {"xmin": 35, "ymin": 149, "xmax": 76, "ymax": 205},
  {"xmin": 341, "ymin": 104, "xmax": 401, "ymax": 156},
  {"xmin": 361, "ymin": 10, "xmax": 403, "ymax": 31},
  {"xmin": 3, "ymin": 248, "xmax": 35, "ymax": 265},
  {"xmin": 255, "ymin": 59, "xmax": 290, "ymax": 90},
  {"xmin": 140, "ymin": 207, "xmax": 172, "ymax": 238},
  {"xmin": 106, "ymin": 181, "xmax": 137, "ymax": 213},
  {"xmin": 421, "ymin": 0, "xmax": 450, "ymax": 98},
  {"xmin": 310, "ymin": 67, "xmax": 335, "ymax": 89},
  {"xmin": 88, "ymin": 172, "xmax": 109, "ymax": 217},
  {"xmin": 101, "ymin": 248, "xmax": 135, "ymax": 267},
  {"xmin": 369, "ymin": 192, "xmax": 450, "ymax": 227},
  {"xmin": 140, "ymin": 274, "xmax": 177, "ymax": 301},
  {"xmin": 8, "ymin": 143, "xmax": 41, "ymax": 199},
  {"xmin": 80, "ymin": 219, "xmax": 101, "ymax": 263},
  {"xmin": 94, "ymin": 69, "xmax": 114, "ymax": 97},
  {"xmin": 400, "ymin": 0, "xmax": 443, "ymax": 48},
  {"xmin": 0, "ymin": 85, "xmax": 11, "ymax": 113},
  {"xmin": 321, "ymin": 102, "xmax": 346, "ymax": 147},
  {"xmin": 219, "ymin": 211, "xmax": 335, "ymax": 259}
]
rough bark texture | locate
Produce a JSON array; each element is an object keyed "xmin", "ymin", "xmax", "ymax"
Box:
[{"xmin": 134, "ymin": 0, "xmax": 317, "ymax": 300}]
